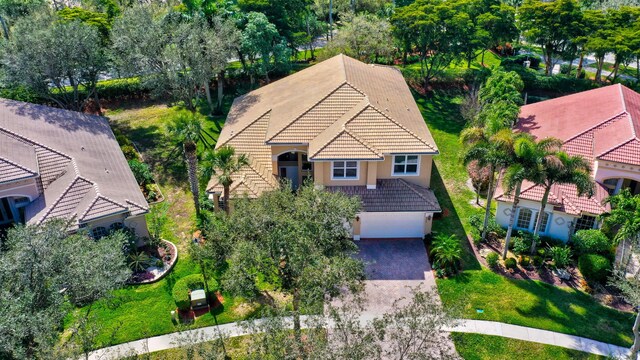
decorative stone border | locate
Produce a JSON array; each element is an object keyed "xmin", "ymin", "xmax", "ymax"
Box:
[{"xmin": 129, "ymin": 240, "xmax": 178, "ymax": 285}]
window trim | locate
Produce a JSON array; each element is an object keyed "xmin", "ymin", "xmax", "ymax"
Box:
[
  {"xmin": 515, "ymin": 207, "xmax": 552, "ymax": 234},
  {"xmin": 392, "ymin": 155, "xmax": 421, "ymax": 177},
  {"xmin": 515, "ymin": 208, "xmax": 533, "ymax": 230},
  {"xmin": 331, "ymin": 161, "xmax": 360, "ymax": 180}
]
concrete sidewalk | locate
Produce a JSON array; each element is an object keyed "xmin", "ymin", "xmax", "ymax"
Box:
[{"xmin": 87, "ymin": 318, "xmax": 631, "ymax": 359}]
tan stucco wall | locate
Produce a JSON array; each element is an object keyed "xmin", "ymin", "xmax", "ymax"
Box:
[
  {"xmin": 271, "ymin": 145, "xmax": 309, "ymax": 159},
  {"xmin": 84, "ymin": 212, "xmax": 149, "ymax": 239},
  {"xmin": 376, "ymin": 155, "xmax": 433, "ymax": 188},
  {"xmin": 0, "ymin": 178, "xmax": 40, "ymax": 201}
]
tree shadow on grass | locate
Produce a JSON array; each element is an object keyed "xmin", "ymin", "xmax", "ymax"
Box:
[
  {"xmin": 414, "ymin": 90, "xmax": 466, "ymax": 135},
  {"xmin": 431, "ymin": 164, "xmax": 481, "ymax": 271}
]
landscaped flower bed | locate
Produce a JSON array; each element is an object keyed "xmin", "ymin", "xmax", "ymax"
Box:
[{"xmin": 129, "ymin": 239, "xmax": 178, "ymax": 284}]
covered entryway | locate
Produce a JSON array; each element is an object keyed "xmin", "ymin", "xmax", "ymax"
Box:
[
  {"xmin": 359, "ymin": 211, "xmax": 426, "ymax": 239},
  {"xmin": 277, "ymin": 151, "xmax": 313, "ymax": 190},
  {"xmin": 0, "ymin": 196, "xmax": 30, "ymax": 227}
]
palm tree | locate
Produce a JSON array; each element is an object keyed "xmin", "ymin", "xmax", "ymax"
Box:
[
  {"xmin": 602, "ymin": 189, "xmax": 640, "ymax": 268},
  {"xmin": 530, "ymin": 151, "xmax": 594, "ymax": 254},
  {"xmin": 501, "ymin": 136, "xmax": 561, "ymax": 259},
  {"xmin": 202, "ymin": 145, "xmax": 249, "ymax": 215},
  {"xmin": 167, "ymin": 111, "xmax": 216, "ymax": 216},
  {"xmin": 462, "ymin": 126, "xmax": 515, "ymax": 242}
]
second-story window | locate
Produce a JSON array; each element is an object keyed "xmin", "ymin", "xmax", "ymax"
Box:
[
  {"xmin": 393, "ymin": 155, "xmax": 420, "ymax": 175},
  {"xmin": 332, "ymin": 161, "xmax": 358, "ymax": 180}
]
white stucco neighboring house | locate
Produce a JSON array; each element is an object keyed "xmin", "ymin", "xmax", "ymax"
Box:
[
  {"xmin": 495, "ymin": 84, "xmax": 640, "ymax": 242},
  {"xmin": 0, "ymin": 98, "xmax": 150, "ymax": 238}
]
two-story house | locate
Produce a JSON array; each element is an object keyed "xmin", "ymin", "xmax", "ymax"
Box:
[
  {"xmin": 0, "ymin": 99, "xmax": 149, "ymax": 238},
  {"xmin": 207, "ymin": 54, "xmax": 441, "ymax": 239},
  {"xmin": 495, "ymin": 84, "xmax": 640, "ymax": 242}
]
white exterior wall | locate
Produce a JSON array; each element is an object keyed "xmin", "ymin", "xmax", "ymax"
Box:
[
  {"xmin": 594, "ymin": 160, "xmax": 640, "ymax": 184},
  {"xmin": 358, "ymin": 211, "xmax": 429, "ymax": 239},
  {"xmin": 0, "ymin": 178, "xmax": 40, "ymax": 201},
  {"xmin": 495, "ymin": 199, "xmax": 578, "ymax": 242}
]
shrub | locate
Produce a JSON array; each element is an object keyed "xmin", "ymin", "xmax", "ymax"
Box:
[
  {"xmin": 504, "ymin": 257, "xmax": 517, "ymax": 270},
  {"xmin": 519, "ymin": 255, "xmax": 531, "ymax": 267},
  {"xmin": 512, "ymin": 232, "xmax": 539, "ymax": 255},
  {"xmin": 486, "ymin": 252, "xmax": 499, "ymax": 268},
  {"xmin": 431, "ymin": 234, "xmax": 463, "ymax": 275},
  {"xmin": 532, "ymin": 255, "xmax": 544, "ymax": 267},
  {"xmin": 548, "ymin": 245, "xmax": 572, "ymax": 269},
  {"xmin": 468, "ymin": 214, "xmax": 505, "ymax": 238},
  {"xmin": 121, "ymin": 145, "xmax": 140, "ymax": 161},
  {"xmin": 578, "ymin": 254, "xmax": 612, "ymax": 284},
  {"xmin": 172, "ymin": 274, "xmax": 219, "ymax": 311},
  {"xmin": 572, "ymin": 230, "xmax": 612, "ymax": 256},
  {"xmin": 128, "ymin": 159, "xmax": 154, "ymax": 186},
  {"xmin": 501, "ymin": 54, "xmax": 541, "ymax": 70}
]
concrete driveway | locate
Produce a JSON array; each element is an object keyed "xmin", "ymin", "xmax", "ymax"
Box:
[{"xmin": 354, "ymin": 238, "xmax": 437, "ymax": 315}]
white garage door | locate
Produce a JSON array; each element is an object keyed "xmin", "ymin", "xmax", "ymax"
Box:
[{"xmin": 360, "ymin": 212, "xmax": 425, "ymax": 239}]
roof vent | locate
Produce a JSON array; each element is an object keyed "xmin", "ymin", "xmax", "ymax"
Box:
[
  {"xmin": 104, "ymin": 168, "xmax": 109, "ymax": 174},
  {"xmin": 81, "ymin": 146, "xmax": 85, "ymax": 151}
]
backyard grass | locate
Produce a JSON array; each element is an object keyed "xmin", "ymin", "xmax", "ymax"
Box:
[
  {"xmin": 451, "ymin": 333, "xmax": 605, "ymax": 360},
  {"xmin": 415, "ymin": 91, "xmax": 635, "ymax": 347}
]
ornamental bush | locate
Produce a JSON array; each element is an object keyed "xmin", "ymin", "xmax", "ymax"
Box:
[
  {"xmin": 504, "ymin": 257, "xmax": 517, "ymax": 270},
  {"xmin": 172, "ymin": 274, "xmax": 219, "ymax": 311},
  {"xmin": 548, "ymin": 245, "xmax": 572, "ymax": 269},
  {"xmin": 486, "ymin": 252, "xmax": 499, "ymax": 268},
  {"xmin": 128, "ymin": 159, "xmax": 153, "ymax": 186},
  {"xmin": 431, "ymin": 234, "xmax": 462, "ymax": 275},
  {"xmin": 572, "ymin": 230, "xmax": 612, "ymax": 256},
  {"xmin": 578, "ymin": 254, "xmax": 612, "ymax": 284}
]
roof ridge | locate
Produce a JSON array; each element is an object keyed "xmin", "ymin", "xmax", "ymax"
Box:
[
  {"xmin": 38, "ymin": 176, "xmax": 94, "ymax": 224},
  {"xmin": 79, "ymin": 194, "xmax": 128, "ymax": 221},
  {"xmin": 266, "ymin": 82, "xmax": 363, "ymax": 143},
  {"xmin": 0, "ymin": 155, "xmax": 38, "ymax": 176},
  {"xmin": 398, "ymin": 179, "xmax": 430, "ymax": 203},
  {"xmin": 596, "ymin": 137, "xmax": 636, "ymax": 159},
  {"xmin": 0, "ymin": 127, "xmax": 72, "ymax": 162},
  {"xmin": 125, "ymin": 199, "xmax": 149, "ymax": 212},
  {"xmin": 360, "ymin": 104, "xmax": 438, "ymax": 152},
  {"xmin": 343, "ymin": 128, "xmax": 382, "ymax": 157},
  {"xmin": 219, "ymin": 109, "xmax": 271, "ymax": 147},
  {"xmin": 564, "ymin": 112, "xmax": 627, "ymax": 144}
]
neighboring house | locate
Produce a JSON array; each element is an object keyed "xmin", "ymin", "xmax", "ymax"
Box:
[
  {"xmin": 495, "ymin": 84, "xmax": 640, "ymax": 242},
  {"xmin": 207, "ymin": 54, "xmax": 441, "ymax": 239},
  {"xmin": 0, "ymin": 99, "xmax": 150, "ymax": 238}
]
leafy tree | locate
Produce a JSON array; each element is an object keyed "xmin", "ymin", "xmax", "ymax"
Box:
[
  {"xmin": 220, "ymin": 183, "xmax": 364, "ymax": 348},
  {"xmin": 391, "ymin": 0, "xmax": 469, "ymax": 88},
  {"xmin": 610, "ymin": 271, "xmax": 640, "ymax": 358},
  {"xmin": 167, "ymin": 111, "xmax": 216, "ymax": 216},
  {"xmin": 530, "ymin": 151, "xmax": 593, "ymax": 253},
  {"xmin": 57, "ymin": 6, "xmax": 112, "ymax": 44},
  {"xmin": 501, "ymin": 136, "xmax": 562, "ymax": 259},
  {"xmin": 519, "ymin": 0, "xmax": 583, "ymax": 76},
  {"xmin": 322, "ymin": 13, "xmax": 394, "ymax": 63},
  {"xmin": 201, "ymin": 145, "xmax": 249, "ymax": 215},
  {"xmin": 240, "ymin": 11, "xmax": 290, "ymax": 85},
  {"xmin": 602, "ymin": 189, "xmax": 640, "ymax": 266},
  {"xmin": 0, "ymin": 12, "xmax": 108, "ymax": 112},
  {"xmin": 238, "ymin": 0, "xmax": 311, "ymax": 45},
  {"xmin": 0, "ymin": 220, "xmax": 130, "ymax": 359},
  {"xmin": 111, "ymin": 6, "xmax": 238, "ymax": 111},
  {"xmin": 0, "ymin": 0, "xmax": 45, "ymax": 39},
  {"xmin": 603, "ymin": 6, "xmax": 640, "ymax": 82}
]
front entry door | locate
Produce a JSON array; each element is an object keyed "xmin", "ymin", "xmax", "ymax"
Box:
[{"xmin": 279, "ymin": 166, "xmax": 299, "ymax": 189}]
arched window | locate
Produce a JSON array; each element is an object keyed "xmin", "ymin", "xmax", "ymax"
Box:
[
  {"xmin": 92, "ymin": 226, "xmax": 108, "ymax": 239},
  {"xmin": 516, "ymin": 208, "xmax": 533, "ymax": 229}
]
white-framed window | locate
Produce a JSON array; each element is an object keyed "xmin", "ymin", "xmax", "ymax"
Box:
[
  {"xmin": 92, "ymin": 226, "xmax": 108, "ymax": 239},
  {"xmin": 392, "ymin": 155, "xmax": 420, "ymax": 176},
  {"xmin": 533, "ymin": 211, "xmax": 551, "ymax": 233},
  {"xmin": 516, "ymin": 208, "xmax": 533, "ymax": 229},
  {"xmin": 574, "ymin": 215, "xmax": 596, "ymax": 233},
  {"xmin": 332, "ymin": 161, "xmax": 359, "ymax": 180}
]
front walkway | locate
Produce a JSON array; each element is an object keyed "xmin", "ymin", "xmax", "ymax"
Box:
[{"xmin": 86, "ymin": 318, "xmax": 631, "ymax": 359}]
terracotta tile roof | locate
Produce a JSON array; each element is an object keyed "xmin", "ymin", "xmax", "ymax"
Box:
[
  {"xmin": 212, "ymin": 55, "xmax": 438, "ymax": 199},
  {"xmin": 0, "ymin": 98, "xmax": 149, "ymax": 227},
  {"xmin": 504, "ymin": 85, "xmax": 640, "ymax": 216},
  {"xmin": 326, "ymin": 179, "xmax": 440, "ymax": 212}
]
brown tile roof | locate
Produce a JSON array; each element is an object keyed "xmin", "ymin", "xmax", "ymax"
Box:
[
  {"xmin": 0, "ymin": 98, "xmax": 149, "ymax": 227},
  {"xmin": 0, "ymin": 133, "xmax": 38, "ymax": 183},
  {"xmin": 211, "ymin": 54, "xmax": 438, "ymax": 198},
  {"xmin": 326, "ymin": 179, "xmax": 440, "ymax": 212}
]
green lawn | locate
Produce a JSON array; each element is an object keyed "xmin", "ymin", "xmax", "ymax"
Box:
[
  {"xmin": 415, "ymin": 91, "xmax": 635, "ymax": 347},
  {"xmin": 401, "ymin": 49, "xmax": 502, "ymax": 73},
  {"xmin": 452, "ymin": 333, "xmax": 605, "ymax": 360}
]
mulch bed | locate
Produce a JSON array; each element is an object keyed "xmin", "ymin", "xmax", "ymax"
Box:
[
  {"xmin": 128, "ymin": 240, "xmax": 178, "ymax": 284},
  {"xmin": 468, "ymin": 235, "xmax": 632, "ymax": 312}
]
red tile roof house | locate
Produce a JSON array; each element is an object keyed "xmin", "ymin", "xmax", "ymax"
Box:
[
  {"xmin": 494, "ymin": 84, "xmax": 640, "ymax": 242},
  {"xmin": 0, "ymin": 99, "xmax": 150, "ymax": 239}
]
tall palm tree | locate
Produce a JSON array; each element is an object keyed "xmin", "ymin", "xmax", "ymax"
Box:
[
  {"xmin": 602, "ymin": 189, "xmax": 640, "ymax": 268},
  {"xmin": 167, "ymin": 111, "xmax": 216, "ymax": 216},
  {"xmin": 202, "ymin": 145, "xmax": 249, "ymax": 215},
  {"xmin": 530, "ymin": 151, "xmax": 594, "ymax": 254},
  {"xmin": 501, "ymin": 136, "xmax": 561, "ymax": 259},
  {"xmin": 462, "ymin": 126, "xmax": 515, "ymax": 242}
]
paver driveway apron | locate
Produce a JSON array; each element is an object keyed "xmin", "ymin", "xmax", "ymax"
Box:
[{"xmin": 354, "ymin": 238, "xmax": 437, "ymax": 315}]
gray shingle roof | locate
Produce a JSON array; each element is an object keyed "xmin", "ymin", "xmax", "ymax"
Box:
[
  {"xmin": 0, "ymin": 98, "xmax": 149, "ymax": 226},
  {"xmin": 326, "ymin": 179, "xmax": 441, "ymax": 212}
]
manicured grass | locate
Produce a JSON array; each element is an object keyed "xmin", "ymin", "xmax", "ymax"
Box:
[
  {"xmin": 401, "ymin": 49, "xmax": 502, "ymax": 73},
  {"xmin": 452, "ymin": 333, "xmax": 605, "ymax": 360},
  {"xmin": 415, "ymin": 90, "xmax": 634, "ymax": 347}
]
